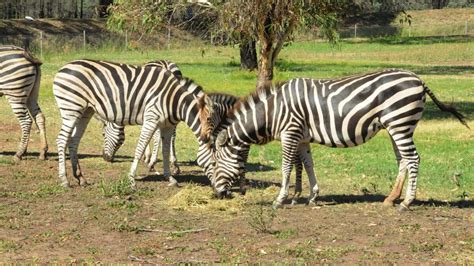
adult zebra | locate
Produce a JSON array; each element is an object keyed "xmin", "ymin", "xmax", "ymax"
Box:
[
  {"xmin": 53, "ymin": 59, "xmax": 215, "ymax": 188},
  {"xmin": 211, "ymin": 69, "xmax": 469, "ymax": 210},
  {"xmin": 101, "ymin": 60, "xmax": 183, "ymax": 177},
  {"xmin": 0, "ymin": 45, "xmax": 48, "ymax": 161}
]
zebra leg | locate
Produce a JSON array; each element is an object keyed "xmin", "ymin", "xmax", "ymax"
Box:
[
  {"xmin": 147, "ymin": 128, "xmax": 161, "ymax": 172},
  {"xmin": 57, "ymin": 115, "xmax": 83, "ymax": 187},
  {"xmin": 144, "ymin": 142, "xmax": 152, "ymax": 164},
  {"xmin": 291, "ymin": 158, "xmax": 303, "ymax": 205},
  {"xmin": 386, "ymin": 129, "xmax": 420, "ymax": 211},
  {"xmin": 68, "ymin": 108, "xmax": 94, "ymax": 186},
  {"xmin": 26, "ymin": 95, "xmax": 48, "ymax": 160},
  {"xmin": 160, "ymin": 127, "xmax": 179, "ymax": 187},
  {"xmin": 170, "ymin": 126, "xmax": 180, "ymax": 176},
  {"xmin": 298, "ymin": 143, "xmax": 319, "ymax": 205},
  {"xmin": 383, "ymin": 137, "xmax": 407, "ymax": 207},
  {"xmin": 273, "ymin": 133, "xmax": 300, "ymax": 209},
  {"xmin": 6, "ymin": 97, "xmax": 32, "ymax": 162},
  {"xmin": 128, "ymin": 116, "xmax": 160, "ymax": 188}
]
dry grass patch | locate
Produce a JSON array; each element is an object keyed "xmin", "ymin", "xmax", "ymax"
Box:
[{"xmin": 166, "ymin": 184, "xmax": 281, "ymax": 213}]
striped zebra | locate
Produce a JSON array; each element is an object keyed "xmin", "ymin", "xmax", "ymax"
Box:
[
  {"xmin": 101, "ymin": 60, "xmax": 183, "ymax": 176},
  {"xmin": 53, "ymin": 59, "xmax": 216, "ymax": 188},
  {"xmin": 0, "ymin": 45, "xmax": 48, "ymax": 161},
  {"xmin": 200, "ymin": 93, "xmax": 306, "ymax": 200},
  {"xmin": 211, "ymin": 69, "xmax": 469, "ymax": 210}
]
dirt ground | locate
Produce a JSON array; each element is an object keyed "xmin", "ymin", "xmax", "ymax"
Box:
[{"xmin": 0, "ymin": 139, "xmax": 473, "ymax": 263}]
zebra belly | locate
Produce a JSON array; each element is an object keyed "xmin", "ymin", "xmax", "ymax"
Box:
[{"xmin": 308, "ymin": 118, "xmax": 383, "ymax": 148}]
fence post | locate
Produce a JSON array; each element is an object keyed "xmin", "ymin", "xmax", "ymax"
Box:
[
  {"xmin": 40, "ymin": 31, "xmax": 43, "ymax": 59},
  {"xmin": 125, "ymin": 30, "xmax": 128, "ymax": 49},
  {"xmin": 83, "ymin": 30, "xmax": 86, "ymax": 54},
  {"xmin": 354, "ymin": 24, "xmax": 357, "ymax": 38}
]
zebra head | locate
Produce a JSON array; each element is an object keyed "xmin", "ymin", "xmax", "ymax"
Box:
[
  {"xmin": 198, "ymin": 95, "xmax": 216, "ymax": 143},
  {"xmin": 211, "ymin": 130, "xmax": 245, "ymax": 199},
  {"xmin": 102, "ymin": 122, "xmax": 125, "ymax": 162}
]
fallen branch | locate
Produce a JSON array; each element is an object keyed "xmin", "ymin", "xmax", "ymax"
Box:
[{"xmin": 138, "ymin": 227, "xmax": 208, "ymax": 234}]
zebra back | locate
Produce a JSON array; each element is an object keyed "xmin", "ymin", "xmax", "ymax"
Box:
[{"xmin": 145, "ymin": 60, "xmax": 182, "ymax": 78}]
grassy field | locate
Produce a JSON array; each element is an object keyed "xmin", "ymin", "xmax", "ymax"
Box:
[{"xmin": 1, "ymin": 34, "xmax": 473, "ymax": 263}]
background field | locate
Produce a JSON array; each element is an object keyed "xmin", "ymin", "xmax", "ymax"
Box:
[{"xmin": 1, "ymin": 12, "xmax": 473, "ymax": 263}]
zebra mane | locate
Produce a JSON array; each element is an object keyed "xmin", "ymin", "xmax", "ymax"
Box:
[
  {"xmin": 179, "ymin": 77, "xmax": 204, "ymax": 97},
  {"xmin": 232, "ymin": 81, "xmax": 278, "ymax": 116}
]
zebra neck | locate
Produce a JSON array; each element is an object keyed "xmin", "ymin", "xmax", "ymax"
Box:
[
  {"xmin": 227, "ymin": 98, "xmax": 274, "ymax": 146},
  {"xmin": 178, "ymin": 93, "xmax": 202, "ymax": 139}
]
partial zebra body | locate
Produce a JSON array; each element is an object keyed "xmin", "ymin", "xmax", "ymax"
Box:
[
  {"xmin": 212, "ymin": 69, "xmax": 468, "ymax": 210},
  {"xmin": 0, "ymin": 45, "xmax": 48, "ymax": 161},
  {"xmin": 101, "ymin": 60, "xmax": 183, "ymax": 180},
  {"xmin": 53, "ymin": 59, "xmax": 209, "ymax": 187}
]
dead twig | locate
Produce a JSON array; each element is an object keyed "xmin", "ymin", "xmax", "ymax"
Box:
[{"xmin": 137, "ymin": 227, "xmax": 208, "ymax": 234}]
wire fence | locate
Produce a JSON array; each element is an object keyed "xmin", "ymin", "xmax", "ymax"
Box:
[{"xmin": 0, "ymin": 21, "xmax": 473, "ymax": 57}]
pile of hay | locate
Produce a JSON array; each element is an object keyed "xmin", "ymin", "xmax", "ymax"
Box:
[{"xmin": 166, "ymin": 184, "xmax": 280, "ymax": 213}]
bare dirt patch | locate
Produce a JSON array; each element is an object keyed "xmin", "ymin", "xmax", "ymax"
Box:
[{"xmin": 0, "ymin": 149, "xmax": 472, "ymax": 264}]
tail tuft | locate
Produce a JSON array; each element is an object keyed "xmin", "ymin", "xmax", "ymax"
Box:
[{"xmin": 424, "ymin": 85, "xmax": 470, "ymax": 129}]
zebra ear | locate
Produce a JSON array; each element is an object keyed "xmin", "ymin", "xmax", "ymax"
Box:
[
  {"xmin": 216, "ymin": 130, "xmax": 228, "ymax": 147},
  {"xmin": 204, "ymin": 95, "xmax": 214, "ymax": 109}
]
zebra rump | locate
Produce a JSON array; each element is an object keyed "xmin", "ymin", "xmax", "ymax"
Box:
[{"xmin": 0, "ymin": 45, "xmax": 48, "ymax": 161}]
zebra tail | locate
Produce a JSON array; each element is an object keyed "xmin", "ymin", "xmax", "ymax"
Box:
[
  {"xmin": 424, "ymin": 85, "xmax": 470, "ymax": 129},
  {"xmin": 31, "ymin": 64, "xmax": 42, "ymax": 131}
]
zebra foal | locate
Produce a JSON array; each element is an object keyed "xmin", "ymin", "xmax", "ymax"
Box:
[
  {"xmin": 0, "ymin": 45, "xmax": 48, "ymax": 161},
  {"xmin": 211, "ymin": 69, "xmax": 469, "ymax": 210}
]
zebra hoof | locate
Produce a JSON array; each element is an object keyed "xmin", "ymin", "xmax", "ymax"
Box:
[
  {"xmin": 398, "ymin": 203, "xmax": 411, "ymax": 213},
  {"xmin": 382, "ymin": 199, "xmax": 395, "ymax": 207},
  {"xmin": 168, "ymin": 181, "xmax": 180, "ymax": 187},
  {"xmin": 39, "ymin": 154, "xmax": 47, "ymax": 160},
  {"xmin": 12, "ymin": 155, "xmax": 22, "ymax": 164},
  {"xmin": 307, "ymin": 199, "xmax": 317, "ymax": 206},
  {"xmin": 171, "ymin": 165, "xmax": 180, "ymax": 176},
  {"xmin": 272, "ymin": 201, "xmax": 283, "ymax": 210},
  {"xmin": 79, "ymin": 178, "xmax": 89, "ymax": 186},
  {"xmin": 61, "ymin": 181, "xmax": 71, "ymax": 188},
  {"xmin": 291, "ymin": 199, "xmax": 298, "ymax": 206}
]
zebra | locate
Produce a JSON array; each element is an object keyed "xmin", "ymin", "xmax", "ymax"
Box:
[
  {"xmin": 0, "ymin": 45, "xmax": 48, "ymax": 161},
  {"xmin": 53, "ymin": 59, "xmax": 218, "ymax": 188},
  {"xmin": 101, "ymin": 60, "xmax": 183, "ymax": 177},
  {"xmin": 211, "ymin": 69, "xmax": 469, "ymax": 210},
  {"xmin": 198, "ymin": 92, "xmax": 307, "ymax": 201}
]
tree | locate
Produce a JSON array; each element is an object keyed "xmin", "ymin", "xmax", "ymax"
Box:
[
  {"xmin": 107, "ymin": 0, "xmax": 344, "ymax": 85},
  {"xmin": 217, "ymin": 0, "xmax": 344, "ymax": 86}
]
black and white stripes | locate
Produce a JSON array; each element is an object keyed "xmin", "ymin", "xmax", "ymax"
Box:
[
  {"xmin": 0, "ymin": 45, "xmax": 48, "ymax": 161},
  {"xmin": 53, "ymin": 59, "xmax": 208, "ymax": 187},
  {"xmin": 212, "ymin": 69, "xmax": 468, "ymax": 209}
]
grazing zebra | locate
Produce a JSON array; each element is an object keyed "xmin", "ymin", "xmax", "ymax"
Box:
[
  {"xmin": 53, "ymin": 59, "xmax": 216, "ymax": 188},
  {"xmin": 0, "ymin": 45, "xmax": 48, "ymax": 161},
  {"xmin": 101, "ymin": 60, "xmax": 183, "ymax": 176},
  {"xmin": 211, "ymin": 69, "xmax": 469, "ymax": 210}
]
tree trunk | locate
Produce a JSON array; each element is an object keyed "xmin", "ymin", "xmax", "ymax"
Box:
[
  {"xmin": 257, "ymin": 41, "xmax": 274, "ymax": 87},
  {"xmin": 239, "ymin": 41, "xmax": 257, "ymax": 71}
]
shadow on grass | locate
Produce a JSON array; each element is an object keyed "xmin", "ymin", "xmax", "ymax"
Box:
[
  {"xmin": 366, "ymin": 35, "xmax": 474, "ymax": 45},
  {"xmin": 275, "ymin": 60, "xmax": 474, "ymax": 76},
  {"xmin": 292, "ymin": 193, "xmax": 473, "ymax": 208}
]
